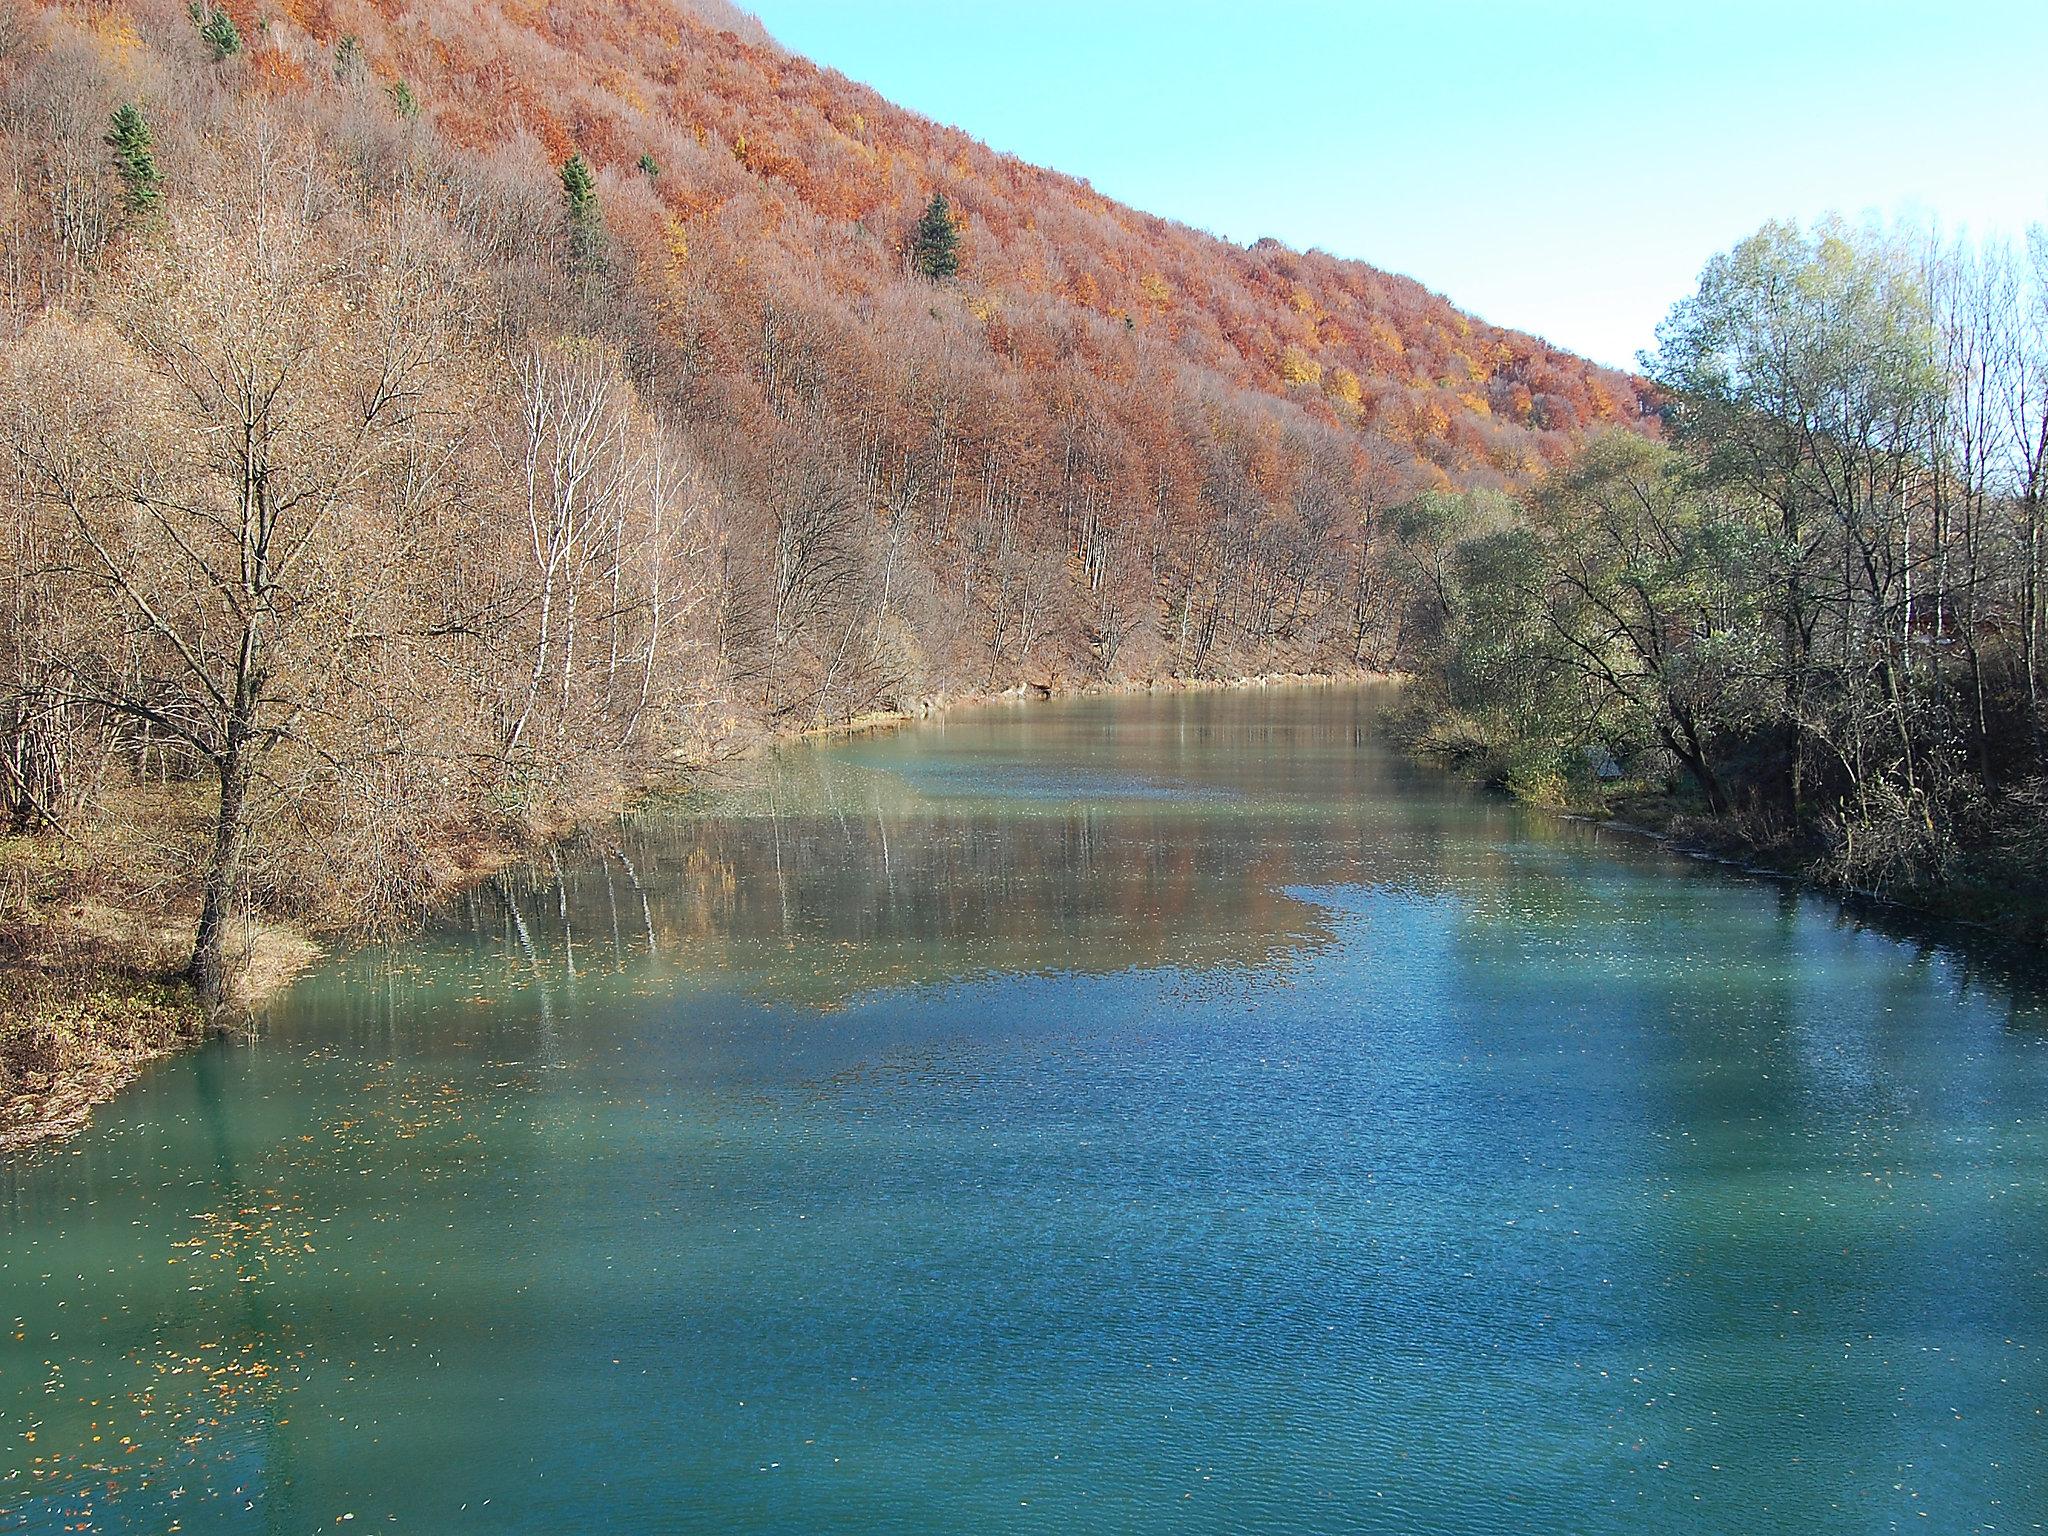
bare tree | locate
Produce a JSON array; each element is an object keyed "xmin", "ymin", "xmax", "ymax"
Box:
[{"xmin": 5, "ymin": 174, "xmax": 454, "ymax": 1008}]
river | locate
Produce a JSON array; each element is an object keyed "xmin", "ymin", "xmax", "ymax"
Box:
[{"xmin": 4, "ymin": 684, "xmax": 2045, "ymax": 1532}]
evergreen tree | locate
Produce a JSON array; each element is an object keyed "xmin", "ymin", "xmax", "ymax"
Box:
[
  {"xmin": 387, "ymin": 80, "xmax": 419, "ymax": 119},
  {"xmin": 637, "ymin": 152, "xmax": 660, "ymax": 179},
  {"xmin": 560, "ymin": 154, "xmax": 603, "ymax": 271},
  {"xmin": 333, "ymin": 33, "xmax": 363, "ymax": 83},
  {"xmin": 189, "ymin": 0, "xmax": 241, "ymax": 60},
  {"xmin": 911, "ymin": 192, "xmax": 959, "ymax": 281},
  {"xmin": 105, "ymin": 103, "xmax": 163, "ymax": 215}
]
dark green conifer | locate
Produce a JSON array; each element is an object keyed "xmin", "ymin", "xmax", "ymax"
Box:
[
  {"xmin": 105, "ymin": 102, "xmax": 163, "ymax": 215},
  {"xmin": 911, "ymin": 192, "xmax": 959, "ymax": 281},
  {"xmin": 189, "ymin": 1, "xmax": 241, "ymax": 60},
  {"xmin": 561, "ymin": 154, "xmax": 604, "ymax": 271}
]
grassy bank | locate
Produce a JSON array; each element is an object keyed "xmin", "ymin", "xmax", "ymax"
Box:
[{"xmin": 0, "ymin": 785, "xmax": 322, "ymax": 1153}]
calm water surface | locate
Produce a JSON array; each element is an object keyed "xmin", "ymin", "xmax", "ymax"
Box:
[{"xmin": 5, "ymin": 686, "xmax": 2047, "ymax": 1533}]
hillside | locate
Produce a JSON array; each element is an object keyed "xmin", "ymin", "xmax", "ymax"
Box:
[
  {"xmin": 4, "ymin": 0, "xmax": 1646, "ymax": 518},
  {"xmin": 1, "ymin": 0, "xmax": 1647, "ymax": 1088},
  {"xmin": 339, "ymin": 0, "xmax": 1644, "ymax": 458}
]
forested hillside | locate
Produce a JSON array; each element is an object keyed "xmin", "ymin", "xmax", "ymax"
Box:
[{"xmin": 0, "ymin": 0, "xmax": 1642, "ymax": 1087}]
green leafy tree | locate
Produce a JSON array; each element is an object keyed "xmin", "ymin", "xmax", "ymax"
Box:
[
  {"xmin": 333, "ymin": 33, "xmax": 363, "ymax": 82},
  {"xmin": 1645, "ymin": 217, "xmax": 1941, "ymax": 817},
  {"xmin": 910, "ymin": 192, "xmax": 959, "ymax": 281},
  {"xmin": 1390, "ymin": 486, "xmax": 1518, "ymax": 632},
  {"xmin": 1428, "ymin": 434, "xmax": 1772, "ymax": 815},
  {"xmin": 560, "ymin": 153, "xmax": 604, "ymax": 271},
  {"xmin": 104, "ymin": 103, "xmax": 163, "ymax": 215},
  {"xmin": 387, "ymin": 79, "xmax": 419, "ymax": 119},
  {"xmin": 189, "ymin": 0, "xmax": 241, "ymax": 60},
  {"xmin": 1531, "ymin": 433, "xmax": 1768, "ymax": 812},
  {"xmin": 637, "ymin": 152, "xmax": 660, "ymax": 178}
]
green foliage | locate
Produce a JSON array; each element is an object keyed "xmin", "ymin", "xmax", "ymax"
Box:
[
  {"xmin": 188, "ymin": 0, "xmax": 241, "ymax": 60},
  {"xmin": 911, "ymin": 192, "xmax": 959, "ymax": 281},
  {"xmin": 1497, "ymin": 741, "xmax": 1576, "ymax": 809},
  {"xmin": 1643, "ymin": 215, "xmax": 1952, "ymax": 827},
  {"xmin": 1646, "ymin": 216, "xmax": 1941, "ymax": 504},
  {"xmin": 560, "ymin": 153, "xmax": 597, "ymax": 217},
  {"xmin": 560, "ymin": 153, "xmax": 604, "ymax": 271},
  {"xmin": 637, "ymin": 152, "xmax": 660, "ymax": 178},
  {"xmin": 334, "ymin": 33, "xmax": 363, "ymax": 82},
  {"xmin": 104, "ymin": 102, "xmax": 163, "ymax": 215},
  {"xmin": 1417, "ymin": 433, "xmax": 1773, "ymax": 817},
  {"xmin": 1396, "ymin": 215, "xmax": 2048, "ymax": 924},
  {"xmin": 387, "ymin": 79, "xmax": 419, "ymax": 119},
  {"xmin": 1389, "ymin": 486, "xmax": 1519, "ymax": 633}
]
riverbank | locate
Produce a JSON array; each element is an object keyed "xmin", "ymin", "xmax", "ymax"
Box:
[
  {"xmin": 0, "ymin": 785, "xmax": 323, "ymax": 1153},
  {"xmin": 1604, "ymin": 794, "xmax": 2047, "ymax": 943},
  {"xmin": 796, "ymin": 669, "xmax": 1398, "ymax": 741},
  {"xmin": 2, "ymin": 668, "xmax": 1398, "ymax": 1153},
  {"xmin": 0, "ymin": 776, "xmax": 638, "ymax": 1152},
  {"xmin": 1410, "ymin": 715, "xmax": 2048, "ymax": 945}
]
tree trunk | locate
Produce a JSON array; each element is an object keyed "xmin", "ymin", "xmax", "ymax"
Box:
[
  {"xmin": 1662, "ymin": 719, "xmax": 1730, "ymax": 818},
  {"xmin": 188, "ymin": 741, "xmax": 253, "ymax": 1014}
]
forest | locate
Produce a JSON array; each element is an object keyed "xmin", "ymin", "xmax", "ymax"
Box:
[
  {"xmin": 0, "ymin": 0, "xmax": 1639, "ymax": 1113},
  {"xmin": 1413, "ymin": 218, "xmax": 2048, "ymax": 932},
  {"xmin": 5, "ymin": 0, "xmax": 2036, "ymax": 1133}
]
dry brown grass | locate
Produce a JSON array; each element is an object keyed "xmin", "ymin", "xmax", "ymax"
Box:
[{"xmin": 0, "ymin": 783, "xmax": 320, "ymax": 1152}]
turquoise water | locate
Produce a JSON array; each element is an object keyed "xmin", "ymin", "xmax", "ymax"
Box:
[{"xmin": 4, "ymin": 685, "xmax": 2047, "ymax": 1532}]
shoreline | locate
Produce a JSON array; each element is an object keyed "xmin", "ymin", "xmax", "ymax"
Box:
[
  {"xmin": 1557, "ymin": 802, "xmax": 2045, "ymax": 945},
  {"xmin": 794, "ymin": 668, "xmax": 1406, "ymax": 742},
  {"xmin": 0, "ymin": 918, "xmax": 324, "ymax": 1155},
  {"xmin": 10, "ymin": 665, "xmax": 2037, "ymax": 1154},
  {"xmin": 1516, "ymin": 773, "xmax": 2047, "ymax": 956},
  {"xmin": 1, "ymin": 667, "xmax": 1399, "ymax": 1154}
]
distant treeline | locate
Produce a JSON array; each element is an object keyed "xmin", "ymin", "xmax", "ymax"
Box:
[{"xmin": 1410, "ymin": 218, "xmax": 2048, "ymax": 930}]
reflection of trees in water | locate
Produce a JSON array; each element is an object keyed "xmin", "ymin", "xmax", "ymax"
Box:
[
  {"xmin": 459, "ymin": 798, "xmax": 1353, "ymax": 1010},
  {"xmin": 425, "ymin": 689, "xmax": 1470, "ymax": 1008},
  {"xmin": 347, "ymin": 681, "xmax": 2048, "ymax": 1042},
  {"xmin": 1454, "ymin": 819, "xmax": 2048, "ymax": 1032}
]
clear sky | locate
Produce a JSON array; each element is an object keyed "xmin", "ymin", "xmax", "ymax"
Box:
[{"xmin": 738, "ymin": 0, "xmax": 2048, "ymax": 370}]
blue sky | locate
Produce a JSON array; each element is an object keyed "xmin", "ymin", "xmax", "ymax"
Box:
[{"xmin": 740, "ymin": 1, "xmax": 2048, "ymax": 370}]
